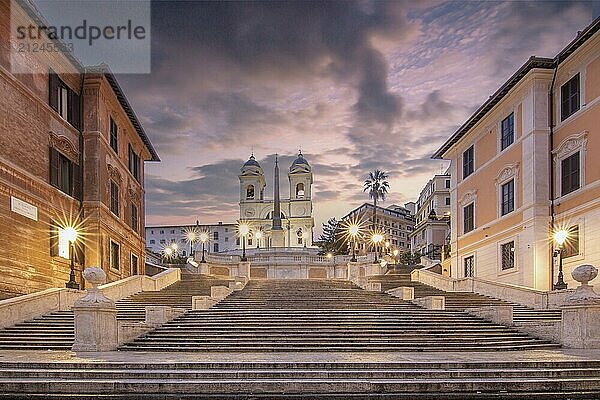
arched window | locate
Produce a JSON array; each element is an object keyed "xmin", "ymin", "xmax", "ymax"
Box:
[
  {"xmin": 296, "ymin": 183, "xmax": 305, "ymax": 198},
  {"xmin": 246, "ymin": 185, "xmax": 255, "ymax": 199}
]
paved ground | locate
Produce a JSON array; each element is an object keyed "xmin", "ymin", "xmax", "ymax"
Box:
[{"xmin": 1, "ymin": 349, "xmax": 599, "ymax": 364}]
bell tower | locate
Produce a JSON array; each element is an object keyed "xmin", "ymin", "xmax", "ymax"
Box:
[
  {"xmin": 239, "ymin": 154, "xmax": 266, "ymax": 220},
  {"xmin": 288, "ymin": 151, "xmax": 314, "ymax": 246}
]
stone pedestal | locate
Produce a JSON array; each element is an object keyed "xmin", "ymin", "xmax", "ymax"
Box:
[
  {"xmin": 561, "ymin": 304, "xmax": 600, "ymax": 348},
  {"xmin": 464, "ymin": 305, "xmax": 513, "ymax": 326},
  {"xmin": 386, "ymin": 286, "xmax": 414, "ymax": 300},
  {"xmin": 413, "ymin": 296, "xmax": 445, "ymax": 310},
  {"xmin": 71, "ymin": 267, "xmax": 117, "ymax": 352},
  {"xmin": 192, "ymin": 295, "xmax": 217, "ymax": 310},
  {"xmin": 271, "ymin": 229, "xmax": 285, "ymax": 247},
  {"xmin": 237, "ymin": 262, "xmax": 250, "ymax": 279}
]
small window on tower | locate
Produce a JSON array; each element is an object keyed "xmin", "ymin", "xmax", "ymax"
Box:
[
  {"xmin": 296, "ymin": 183, "xmax": 305, "ymax": 198},
  {"xmin": 246, "ymin": 185, "xmax": 255, "ymax": 199}
]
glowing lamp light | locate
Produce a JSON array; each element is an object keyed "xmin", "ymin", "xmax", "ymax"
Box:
[
  {"xmin": 349, "ymin": 224, "xmax": 360, "ymax": 237},
  {"xmin": 199, "ymin": 232, "xmax": 209, "ymax": 243},
  {"xmin": 326, "ymin": 252, "xmax": 333, "ymax": 259},
  {"xmin": 186, "ymin": 231, "xmax": 197, "ymax": 242},
  {"xmin": 239, "ymin": 223, "xmax": 250, "ymax": 236},
  {"xmin": 554, "ymin": 229, "xmax": 569, "ymax": 247},
  {"xmin": 385, "ymin": 241, "xmax": 390, "ymax": 248},
  {"xmin": 393, "ymin": 249, "xmax": 399, "ymax": 257},
  {"xmin": 255, "ymin": 231, "xmax": 263, "ymax": 240},
  {"xmin": 171, "ymin": 243, "xmax": 178, "ymax": 251},
  {"xmin": 163, "ymin": 247, "xmax": 173, "ymax": 257},
  {"xmin": 63, "ymin": 227, "xmax": 78, "ymax": 243},
  {"xmin": 372, "ymin": 233, "xmax": 384, "ymax": 244}
]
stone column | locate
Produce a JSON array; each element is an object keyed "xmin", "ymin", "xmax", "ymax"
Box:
[
  {"xmin": 560, "ymin": 264, "xmax": 600, "ymax": 349},
  {"xmin": 71, "ymin": 267, "xmax": 118, "ymax": 352}
]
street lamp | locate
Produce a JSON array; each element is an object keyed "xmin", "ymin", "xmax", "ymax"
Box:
[
  {"xmin": 185, "ymin": 229, "xmax": 198, "ymax": 257},
  {"xmin": 162, "ymin": 246, "xmax": 173, "ymax": 263},
  {"xmin": 198, "ymin": 231, "xmax": 209, "ymax": 263},
  {"xmin": 63, "ymin": 226, "xmax": 79, "ymax": 289},
  {"xmin": 553, "ymin": 229, "xmax": 569, "ymax": 290},
  {"xmin": 239, "ymin": 223, "xmax": 250, "ymax": 261},
  {"xmin": 393, "ymin": 248, "xmax": 399, "ymax": 265},
  {"xmin": 348, "ymin": 224, "xmax": 360, "ymax": 262},
  {"xmin": 385, "ymin": 241, "xmax": 390, "ymax": 254},
  {"xmin": 371, "ymin": 232, "xmax": 384, "ymax": 264},
  {"xmin": 255, "ymin": 230, "xmax": 263, "ymax": 249}
]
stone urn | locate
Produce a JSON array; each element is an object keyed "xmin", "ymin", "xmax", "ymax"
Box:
[
  {"xmin": 566, "ymin": 264, "xmax": 600, "ymax": 304},
  {"xmin": 74, "ymin": 267, "xmax": 115, "ymax": 307}
]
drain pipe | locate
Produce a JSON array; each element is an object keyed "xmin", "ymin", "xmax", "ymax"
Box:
[{"xmin": 548, "ymin": 63, "xmax": 558, "ymax": 290}]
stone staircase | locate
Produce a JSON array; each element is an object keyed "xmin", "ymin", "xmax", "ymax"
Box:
[
  {"xmin": 369, "ymin": 273, "xmax": 562, "ymax": 323},
  {"xmin": 120, "ymin": 279, "xmax": 559, "ymax": 352},
  {"xmin": 0, "ymin": 274, "xmax": 232, "ymax": 350},
  {"xmin": 0, "ymin": 359, "xmax": 599, "ymax": 398}
]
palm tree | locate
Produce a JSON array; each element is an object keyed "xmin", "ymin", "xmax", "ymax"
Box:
[{"xmin": 363, "ymin": 170, "xmax": 390, "ymax": 233}]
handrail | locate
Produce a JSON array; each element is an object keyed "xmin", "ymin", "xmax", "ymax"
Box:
[{"xmin": 0, "ymin": 268, "xmax": 181, "ymax": 329}]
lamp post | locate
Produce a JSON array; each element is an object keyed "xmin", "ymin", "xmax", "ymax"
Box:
[
  {"xmin": 393, "ymin": 248, "xmax": 399, "ymax": 265},
  {"xmin": 64, "ymin": 227, "xmax": 79, "ymax": 289},
  {"xmin": 239, "ymin": 223, "xmax": 249, "ymax": 261},
  {"xmin": 553, "ymin": 229, "xmax": 569, "ymax": 290},
  {"xmin": 371, "ymin": 233, "xmax": 383, "ymax": 264},
  {"xmin": 348, "ymin": 224, "xmax": 359, "ymax": 262},
  {"xmin": 186, "ymin": 230, "xmax": 197, "ymax": 257},
  {"xmin": 199, "ymin": 231, "xmax": 208, "ymax": 263},
  {"xmin": 255, "ymin": 230, "xmax": 263, "ymax": 249},
  {"xmin": 385, "ymin": 241, "xmax": 390, "ymax": 255},
  {"xmin": 163, "ymin": 246, "xmax": 173, "ymax": 263}
]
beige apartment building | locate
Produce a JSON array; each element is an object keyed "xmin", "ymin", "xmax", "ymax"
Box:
[{"xmin": 434, "ymin": 17, "xmax": 600, "ymax": 290}]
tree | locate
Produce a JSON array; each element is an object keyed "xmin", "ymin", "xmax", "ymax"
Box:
[
  {"xmin": 363, "ymin": 170, "xmax": 390, "ymax": 232},
  {"xmin": 398, "ymin": 251, "xmax": 422, "ymax": 266},
  {"xmin": 317, "ymin": 218, "xmax": 348, "ymax": 255}
]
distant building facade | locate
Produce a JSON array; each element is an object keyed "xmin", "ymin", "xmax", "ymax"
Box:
[
  {"xmin": 409, "ymin": 172, "xmax": 451, "ymax": 259},
  {"xmin": 238, "ymin": 153, "xmax": 315, "ymax": 248},
  {"xmin": 0, "ymin": 1, "xmax": 158, "ymax": 298},
  {"xmin": 145, "ymin": 222, "xmax": 238, "ymax": 256},
  {"xmin": 433, "ymin": 18, "xmax": 600, "ymax": 290},
  {"xmin": 342, "ymin": 203, "xmax": 415, "ymax": 253}
]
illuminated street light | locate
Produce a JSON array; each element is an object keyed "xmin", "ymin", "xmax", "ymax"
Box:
[
  {"xmin": 255, "ymin": 230, "xmax": 263, "ymax": 249},
  {"xmin": 553, "ymin": 229, "xmax": 569, "ymax": 290},
  {"xmin": 184, "ymin": 228, "xmax": 198, "ymax": 256},
  {"xmin": 385, "ymin": 241, "xmax": 390, "ymax": 254},
  {"xmin": 63, "ymin": 226, "xmax": 79, "ymax": 289},
  {"xmin": 371, "ymin": 232, "xmax": 384, "ymax": 264},
  {"xmin": 198, "ymin": 231, "xmax": 209, "ymax": 263},
  {"xmin": 393, "ymin": 248, "xmax": 399, "ymax": 265},
  {"xmin": 238, "ymin": 222, "xmax": 250, "ymax": 261},
  {"xmin": 326, "ymin": 252, "xmax": 333, "ymax": 259},
  {"xmin": 348, "ymin": 224, "xmax": 360, "ymax": 262}
]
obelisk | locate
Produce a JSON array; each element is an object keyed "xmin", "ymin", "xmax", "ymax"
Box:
[{"xmin": 271, "ymin": 154, "xmax": 285, "ymax": 247}]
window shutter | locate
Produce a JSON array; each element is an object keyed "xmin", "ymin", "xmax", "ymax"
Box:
[
  {"xmin": 73, "ymin": 162, "xmax": 83, "ymax": 200},
  {"xmin": 49, "ymin": 147, "xmax": 59, "ymax": 187},
  {"xmin": 69, "ymin": 90, "xmax": 81, "ymax": 130},
  {"xmin": 48, "ymin": 70, "xmax": 59, "ymax": 111}
]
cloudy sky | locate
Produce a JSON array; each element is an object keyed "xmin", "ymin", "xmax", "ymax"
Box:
[{"xmin": 113, "ymin": 0, "xmax": 598, "ymax": 236}]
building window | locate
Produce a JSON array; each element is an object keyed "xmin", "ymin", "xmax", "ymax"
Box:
[
  {"xmin": 463, "ymin": 203, "xmax": 474, "ymax": 234},
  {"xmin": 561, "ymin": 74, "xmax": 580, "ymax": 121},
  {"xmin": 464, "ymin": 256, "xmax": 474, "ymax": 277},
  {"xmin": 445, "ymin": 197, "xmax": 451, "ymax": 206},
  {"xmin": 501, "ymin": 179, "xmax": 515, "ymax": 216},
  {"xmin": 160, "ymin": 239, "xmax": 166, "ymax": 244},
  {"xmin": 130, "ymin": 204, "xmax": 138, "ymax": 232},
  {"xmin": 462, "ymin": 145, "xmax": 474, "ymax": 179},
  {"xmin": 150, "ymin": 240, "xmax": 155, "ymax": 244},
  {"xmin": 131, "ymin": 254, "xmax": 139, "ymax": 275},
  {"xmin": 110, "ymin": 181, "xmax": 120, "ymax": 216},
  {"xmin": 49, "ymin": 147, "xmax": 81, "ymax": 199},
  {"xmin": 213, "ymin": 243, "xmax": 219, "ymax": 252},
  {"xmin": 562, "ymin": 226, "xmax": 580, "ymax": 258},
  {"xmin": 246, "ymin": 185, "xmax": 255, "ymax": 199},
  {"xmin": 110, "ymin": 117, "xmax": 118, "ymax": 153},
  {"xmin": 171, "ymin": 230, "xmax": 175, "ymax": 234},
  {"xmin": 128, "ymin": 144, "xmax": 140, "ymax": 182},
  {"xmin": 225, "ymin": 237, "xmax": 229, "ymax": 242},
  {"xmin": 236, "ymin": 237, "xmax": 240, "ymax": 245},
  {"xmin": 296, "ymin": 183, "xmax": 305, "ymax": 198},
  {"xmin": 48, "ymin": 70, "xmax": 80, "ymax": 129},
  {"xmin": 160, "ymin": 230, "xmax": 164, "ymax": 234},
  {"xmin": 110, "ymin": 241, "xmax": 120, "ymax": 271},
  {"xmin": 247, "ymin": 238, "xmax": 253, "ymax": 246},
  {"xmin": 501, "ymin": 113, "xmax": 514, "ymax": 150},
  {"xmin": 561, "ymin": 151, "xmax": 580, "ymax": 196},
  {"xmin": 445, "ymin": 179, "xmax": 450, "ymax": 188},
  {"xmin": 501, "ymin": 241, "xmax": 515, "ymax": 270}
]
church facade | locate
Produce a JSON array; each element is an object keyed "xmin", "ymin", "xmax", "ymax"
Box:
[{"xmin": 239, "ymin": 153, "xmax": 314, "ymax": 248}]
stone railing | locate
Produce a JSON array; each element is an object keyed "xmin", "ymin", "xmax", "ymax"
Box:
[
  {"xmin": 411, "ymin": 268, "xmax": 573, "ymax": 309},
  {"xmin": 0, "ymin": 268, "xmax": 181, "ymax": 329}
]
